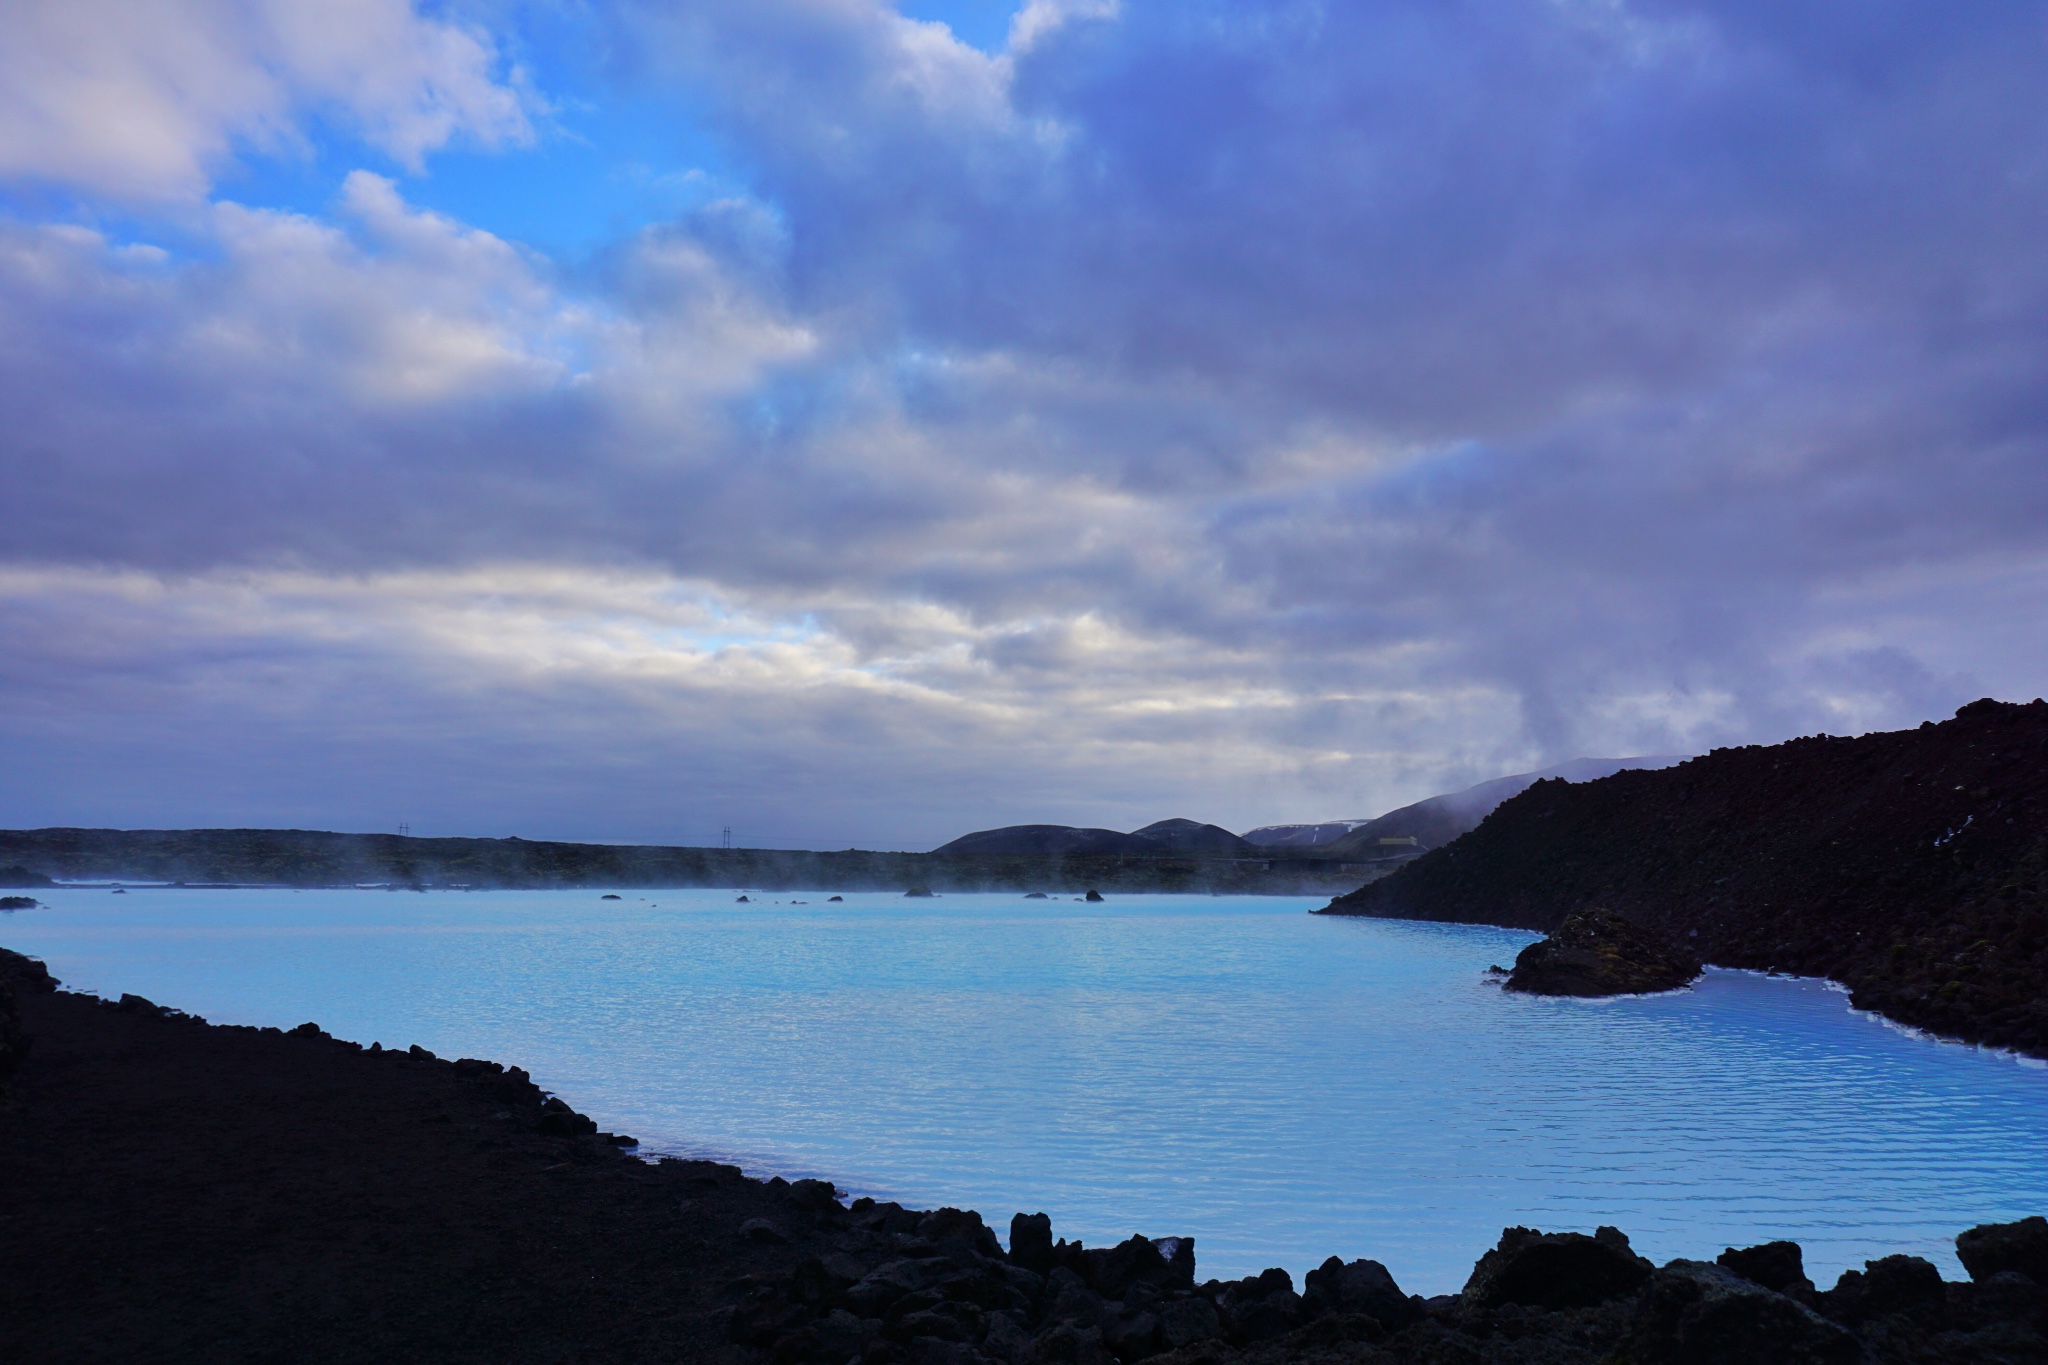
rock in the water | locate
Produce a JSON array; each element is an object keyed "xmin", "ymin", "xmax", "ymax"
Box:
[
  {"xmin": 1461, "ymin": 1225, "xmax": 1653, "ymax": 1309},
  {"xmin": 0, "ymin": 895, "xmax": 40, "ymax": 910},
  {"xmin": 1957, "ymin": 1215, "xmax": 2048, "ymax": 1286},
  {"xmin": 905, "ymin": 886, "xmax": 935, "ymax": 898},
  {"xmin": 1083, "ymin": 889, "xmax": 1104, "ymax": 902},
  {"xmin": 1628, "ymin": 1260, "xmax": 1859, "ymax": 1363},
  {"xmin": 1504, "ymin": 906, "xmax": 1702, "ymax": 996}
]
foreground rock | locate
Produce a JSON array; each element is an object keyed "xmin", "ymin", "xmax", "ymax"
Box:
[
  {"xmin": 2, "ymin": 946, "xmax": 2042, "ymax": 1363},
  {"xmin": 1502, "ymin": 908, "xmax": 1702, "ymax": 997}
]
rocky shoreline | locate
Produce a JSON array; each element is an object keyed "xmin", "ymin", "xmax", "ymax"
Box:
[
  {"xmin": 1321, "ymin": 699, "xmax": 2048, "ymax": 1060},
  {"xmin": 3, "ymin": 947, "xmax": 2043, "ymax": 1363}
]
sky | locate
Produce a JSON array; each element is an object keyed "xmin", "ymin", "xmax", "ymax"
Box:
[{"xmin": 3, "ymin": 0, "xmax": 2046, "ymax": 850}]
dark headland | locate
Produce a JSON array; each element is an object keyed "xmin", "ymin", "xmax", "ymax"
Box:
[
  {"xmin": 2, "ymin": 947, "xmax": 2042, "ymax": 1364},
  {"xmin": 1322, "ymin": 698, "xmax": 2048, "ymax": 1060}
]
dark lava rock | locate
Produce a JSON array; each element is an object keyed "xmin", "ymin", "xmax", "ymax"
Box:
[
  {"xmin": 1718, "ymin": 1239, "xmax": 1815, "ymax": 1296},
  {"xmin": 1504, "ymin": 906, "xmax": 1702, "ymax": 996},
  {"xmin": 918, "ymin": 1206, "xmax": 1004, "ymax": 1259},
  {"xmin": 828, "ymin": 895, "xmax": 843, "ymax": 902},
  {"xmin": 1461, "ymin": 1225, "xmax": 1653, "ymax": 1309},
  {"xmin": 1083, "ymin": 889, "xmax": 1104, "ymax": 902},
  {"xmin": 1157, "ymin": 1295, "xmax": 1220, "ymax": 1347},
  {"xmin": 1820, "ymin": 1253, "xmax": 1949, "ymax": 1330},
  {"xmin": 1085, "ymin": 1234, "xmax": 1194, "ymax": 1297},
  {"xmin": 905, "ymin": 886, "xmax": 936, "ymax": 898},
  {"xmin": 1302, "ymin": 1254, "xmax": 1421, "ymax": 1329},
  {"xmin": 1958, "ymin": 1215, "xmax": 2048, "ymax": 1286},
  {"xmin": 736, "ymin": 894, "xmax": 750, "ymax": 902},
  {"xmin": 1011, "ymin": 1211, "xmax": 1055, "ymax": 1273},
  {"xmin": 1629, "ymin": 1259, "xmax": 1859, "ymax": 1363},
  {"xmin": 740, "ymin": 1218, "xmax": 792, "ymax": 1245},
  {"xmin": 601, "ymin": 893, "xmax": 621, "ymax": 900},
  {"xmin": 0, "ymin": 981, "xmax": 26, "ymax": 1076},
  {"xmin": 1321, "ymin": 698, "xmax": 2048, "ymax": 1057},
  {"xmin": 0, "ymin": 896, "xmax": 39, "ymax": 910}
]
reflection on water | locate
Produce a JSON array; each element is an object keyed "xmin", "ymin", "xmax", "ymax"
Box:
[{"xmin": 7, "ymin": 888, "xmax": 2045, "ymax": 1293}]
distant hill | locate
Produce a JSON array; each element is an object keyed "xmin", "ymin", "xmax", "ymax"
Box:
[
  {"xmin": 928, "ymin": 825, "xmax": 1164, "ymax": 857},
  {"xmin": 1245, "ymin": 757, "xmax": 1687, "ymax": 857},
  {"xmin": 0, "ymin": 826, "xmax": 1347, "ymax": 895},
  {"xmin": 1239, "ymin": 820, "xmax": 1373, "ymax": 849},
  {"xmin": 1130, "ymin": 819, "xmax": 1255, "ymax": 856},
  {"xmin": 930, "ymin": 819, "xmax": 1254, "ymax": 858},
  {"xmin": 1320, "ymin": 700, "xmax": 2048, "ymax": 1060}
]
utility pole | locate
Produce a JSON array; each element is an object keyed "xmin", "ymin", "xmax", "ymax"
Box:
[
  {"xmin": 398, "ymin": 822, "xmax": 411, "ymax": 837},
  {"xmin": 721, "ymin": 825, "xmax": 732, "ymax": 850}
]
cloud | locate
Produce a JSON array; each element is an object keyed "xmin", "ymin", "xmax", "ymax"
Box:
[
  {"xmin": 0, "ymin": 0, "xmax": 533, "ymax": 199},
  {"xmin": 3, "ymin": 1, "xmax": 2048, "ymax": 836}
]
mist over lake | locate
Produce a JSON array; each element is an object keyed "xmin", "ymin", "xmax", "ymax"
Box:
[{"xmin": 11, "ymin": 886, "xmax": 2044, "ymax": 1295}]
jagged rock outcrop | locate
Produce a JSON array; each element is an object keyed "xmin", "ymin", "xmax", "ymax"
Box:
[
  {"xmin": 1503, "ymin": 907, "xmax": 1702, "ymax": 997},
  {"xmin": 1322, "ymin": 698, "xmax": 2048, "ymax": 1057}
]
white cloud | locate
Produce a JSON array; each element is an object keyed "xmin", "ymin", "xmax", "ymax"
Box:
[{"xmin": 0, "ymin": 0, "xmax": 532, "ymax": 199}]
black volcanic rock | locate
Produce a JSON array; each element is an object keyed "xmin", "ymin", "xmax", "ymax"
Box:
[
  {"xmin": 1957, "ymin": 1216, "xmax": 2048, "ymax": 1286},
  {"xmin": 1718, "ymin": 1239, "xmax": 1815, "ymax": 1296},
  {"xmin": 1504, "ymin": 907, "xmax": 1701, "ymax": 996},
  {"xmin": 1461, "ymin": 1226, "xmax": 1653, "ymax": 1309},
  {"xmin": 1321, "ymin": 698, "xmax": 2048, "ymax": 1057},
  {"xmin": 0, "ymin": 896, "xmax": 38, "ymax": 910},
  {"xmin": 1627, "ymin": 1260, "xmax": 1858, "ymax": 1363}
]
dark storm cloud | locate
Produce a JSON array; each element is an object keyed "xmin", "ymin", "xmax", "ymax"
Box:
[{"xmin": 3, "ymin": 0, "xmax": 2048, "ymax": 837}]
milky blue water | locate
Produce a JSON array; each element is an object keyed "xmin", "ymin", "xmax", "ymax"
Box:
[{"xmin": 5, "ymin": 887, "xmax": 2044, "ymax": 1294}]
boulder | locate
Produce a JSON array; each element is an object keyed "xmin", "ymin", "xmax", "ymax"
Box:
[
  {"xmin": 1504, "ymin": 907, "xmax": 1702, "ymax": 996},
  {"xmin": 1461, "ymin": 1226, "xmax": 1653, "ymax": 1309},
  {"xmin": 1034, "ymin": 1322, "xmax": 1113, "ymax": 1365},
  {"xmin": 1011, "ymin": 1212, "xmax": 1055, "ymax": 1274},
  {"xmin": 1958, "ymin": 1216, "xmax": 2048, "ymax": 1286},
  {"xmin": 0, "ymin": 896, "xmax": 40, "ymax": 910},
  {"xmin": 1157, "ymin": 1295, "xmax": 1221, "ymax": 1348},
  {"xmin": 1627, "ymin": 1260, "xmax": 1859, "ymax": 1363},
  {"xmin": 906, "ymin": 886, "xmax": 936, "ymax": 898},
  {"xmin": 1084, "ymin": 1234, "xmax": 1193, "ymax": 1296},
  {"xmin": 0, "ymin": 949, "xmax": 57, "ymax": 992},
  {"xmin": 1717, "ymin": 1239, "xmax": 1814, "ymax": 1296},
  {"xmin": 918, "ymin": 1207, "xmax": 1004, "ymax": 1259},
  {"xmin": 1820, "ymin": 1254, "xmax": 1947, "ymax": 1329},
  {"xmin": 739, "ymin": 1218, "xmax": 791, "ymax": 1245},
  {"xmin": 1083, "ymin": 890, "xmax": 1104, "ymax": 903},
  {"xmin": 1302, "ymin": 1255, "xmax": 1421, "ymax": 1329}
]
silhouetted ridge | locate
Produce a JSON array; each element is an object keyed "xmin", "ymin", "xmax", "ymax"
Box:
[{"xmin": 1321, "ymin": 698, "xmax": 2048, "ymax": 1058}]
